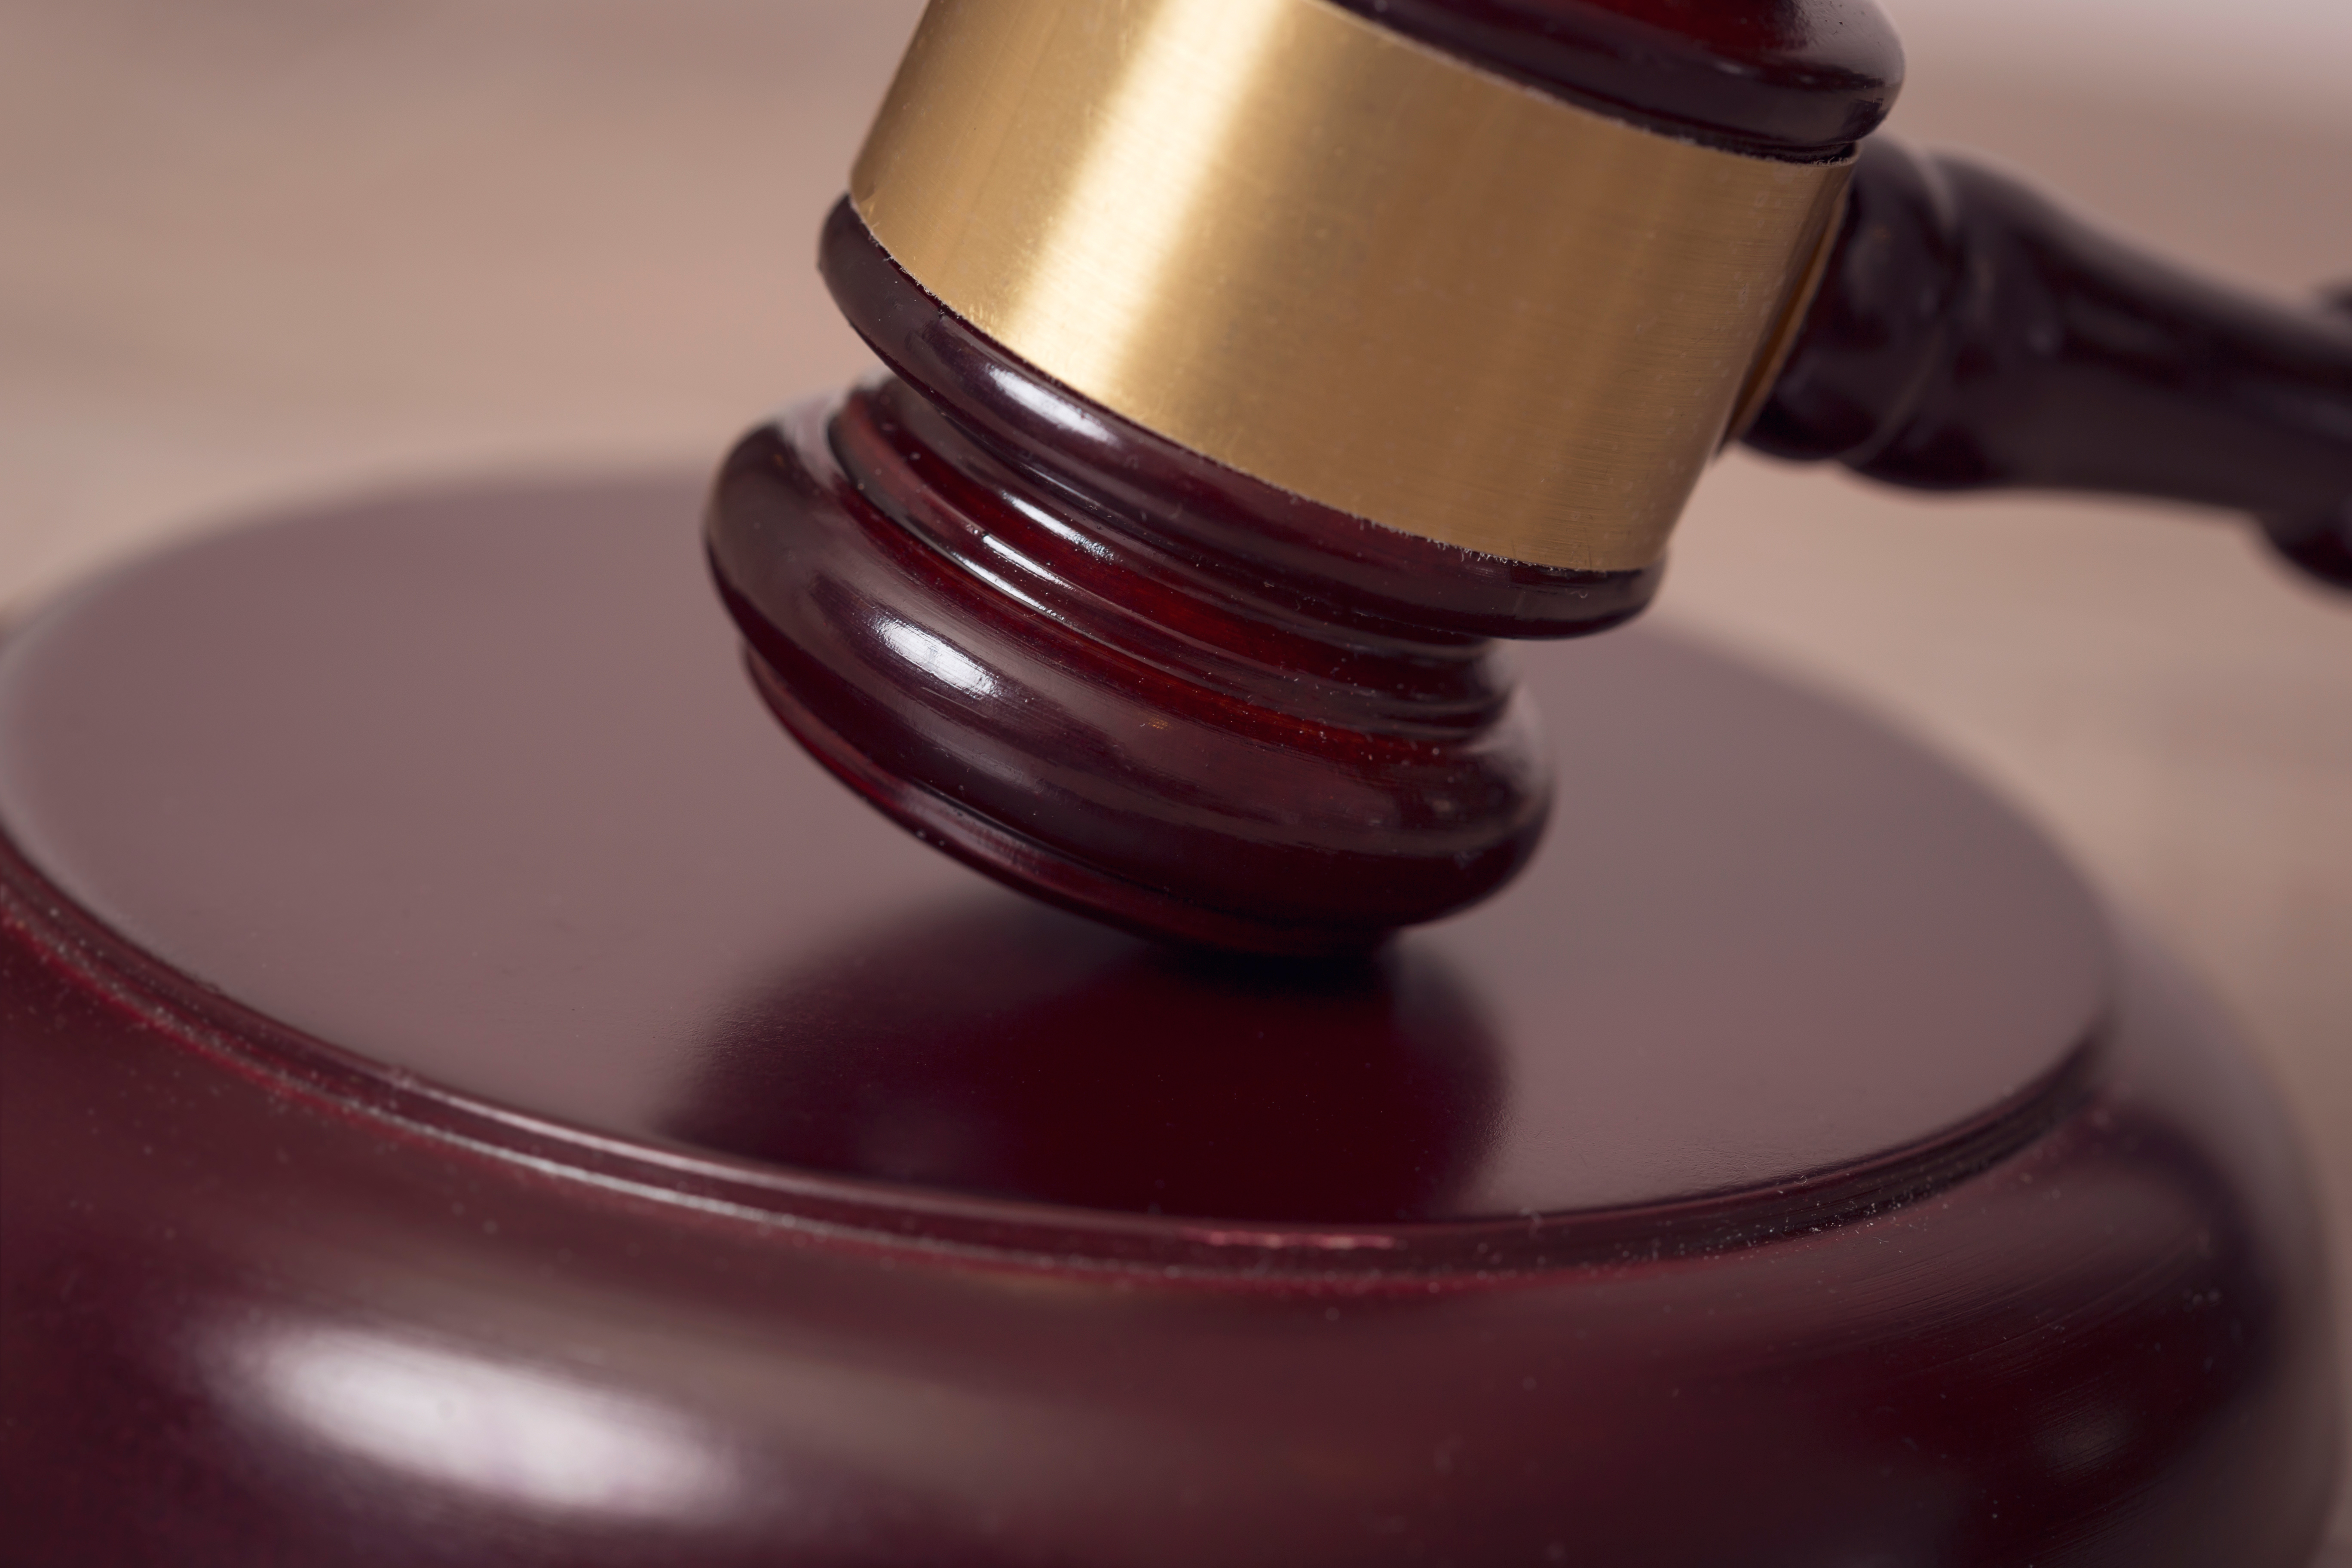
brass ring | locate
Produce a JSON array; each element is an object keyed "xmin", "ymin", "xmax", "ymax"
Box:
[{"xmin": 851, "ymin": 0, "xmax": 1850, "ymax": 571}]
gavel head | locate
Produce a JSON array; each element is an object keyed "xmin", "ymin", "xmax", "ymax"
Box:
[{"xmin": 707, "ymin": 0, "xmax": 1901, "ymax": 953}]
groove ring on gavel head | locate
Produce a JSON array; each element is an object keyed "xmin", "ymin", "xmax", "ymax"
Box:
[{"xmin": 848, "ymin": 0, "xmax": 1853, "ymax": 575}]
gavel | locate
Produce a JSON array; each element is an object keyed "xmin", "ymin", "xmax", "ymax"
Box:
[
  {"xmin": 5, "ymin": 6, "xmax": 2343, "ymax": 1556},
  {"xmin": 707, "ymin": 0, "xmax": 2352, "ymax": 956}
]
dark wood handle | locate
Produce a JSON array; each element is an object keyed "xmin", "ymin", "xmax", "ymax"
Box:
[{"xmin": 1746, "ymin": 138, "xmax": 2352, "ymax": 589}]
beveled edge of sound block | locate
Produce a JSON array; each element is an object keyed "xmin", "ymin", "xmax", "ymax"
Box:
[{"xmin": 0, "ymin": 823, "xmax": 2101, "ymax": 1287}]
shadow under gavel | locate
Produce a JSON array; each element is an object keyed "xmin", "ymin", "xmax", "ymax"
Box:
[{"xmin": 670, "ymin": 896, "xmax": 1504, "ymax": 1225}]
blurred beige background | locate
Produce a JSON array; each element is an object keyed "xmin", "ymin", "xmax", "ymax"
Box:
[{"xmin": 3, "ymin": 0, "xmax": 2346, "ymax": 1543}]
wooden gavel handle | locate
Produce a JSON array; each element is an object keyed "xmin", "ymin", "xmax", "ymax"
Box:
[{"xmin": 1747, "ymin": 138, "xmax": 2352, "ymax": 589}]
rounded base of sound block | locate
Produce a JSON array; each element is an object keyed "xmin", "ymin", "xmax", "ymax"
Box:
[{"xmin": 0, "ymin": 476, "xmax": 2336, "ymax": 1565}]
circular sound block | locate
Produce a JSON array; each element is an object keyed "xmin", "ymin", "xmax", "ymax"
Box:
[{"xmin": 0, "ymin": 477, "xmax": 2334, "ymax": 1565}]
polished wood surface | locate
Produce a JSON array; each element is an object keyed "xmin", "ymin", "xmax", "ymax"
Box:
[
  {"xmin": 2, "ymin": 478, "xmax": 2334, "ymax": 1562},
  {"xmin": 0, "ymin": 476, "xmax": 2103, "ymax": 1215},
  {"xmin": 3, "ymin": 0, "xmax": 2347, "ymax": 1551},
  {"xmin": 715, "ymin": 398, "xmax": 1550, "ymax": 955}
]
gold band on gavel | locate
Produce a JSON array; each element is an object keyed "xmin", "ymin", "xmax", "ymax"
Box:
[{"xmin": 850, "ymin": 0, "xmax": 1851, "ymax": 572}]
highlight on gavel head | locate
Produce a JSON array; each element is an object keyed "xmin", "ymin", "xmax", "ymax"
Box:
[{"xmin": 707, "ymin": 0, "xmax": 1901, "ymax": 954}]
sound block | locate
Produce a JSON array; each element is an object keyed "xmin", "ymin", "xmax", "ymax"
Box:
[{"xmin": 0, "ymin": 476, "xmax": 2335, "ymax": 1565}]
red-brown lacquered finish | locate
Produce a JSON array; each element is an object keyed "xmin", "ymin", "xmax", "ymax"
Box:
[
  {"xmin": 1, "ymin": 478, "xmax": 2337, "ymax": 1565},
  {"xmin": 711, "ymin": 395, "xmax": 1550, "ymax": 957},
  {"xmin": 1327, "ymin": 0, "xmax": 1902, "ymax": 158},
  {"xmin": 1747, "ymin": 138, "xmax": 2352, "ymax": 588}
]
